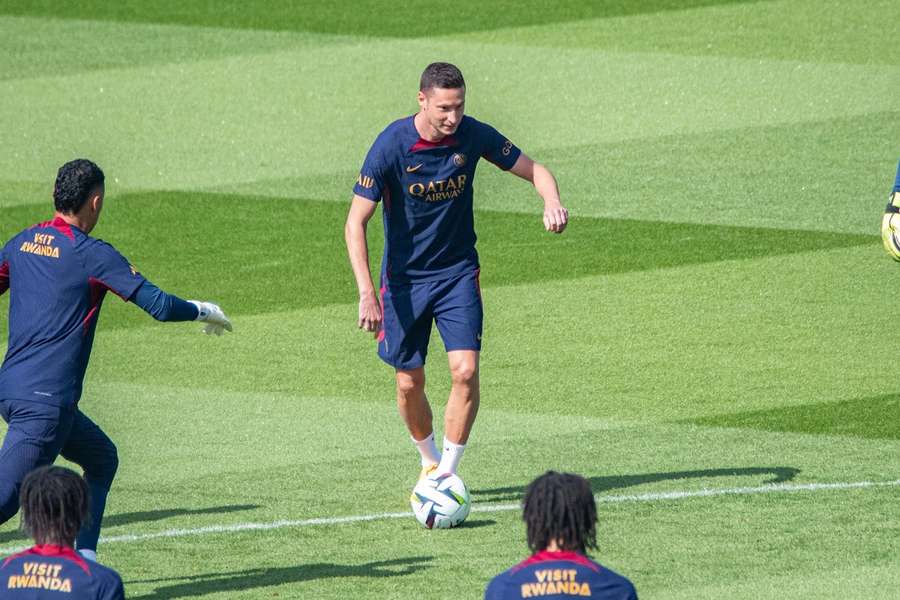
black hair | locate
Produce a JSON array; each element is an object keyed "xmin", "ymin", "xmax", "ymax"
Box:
[
  {"xmin": 420, "ymin": 62, "xmax": 465, "ymax": 92},
  {"xmin": 523, "ymin": 471, "xmax": 597, "ymax": 554},
  {"xmin": 53, "ymin": 159, "xmax": 105, "ymax": 214},
  {"xmin": 20, "ymin": 466, "xmax": 90, "ymax": 546}
]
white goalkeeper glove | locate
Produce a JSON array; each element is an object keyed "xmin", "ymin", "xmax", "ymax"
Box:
[{"xmin": 189, "ymin": 301, "xmax": 233, "ymax": 336}]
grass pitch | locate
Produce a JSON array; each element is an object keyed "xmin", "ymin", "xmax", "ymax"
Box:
[{"xmin": 1, "ymin": 1, "xmax": 899, "ymax": 598}]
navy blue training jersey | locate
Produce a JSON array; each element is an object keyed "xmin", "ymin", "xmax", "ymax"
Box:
[
  {"xmin": 485, "ymin": 551, "xmax": 637, "ymax": 600},
  {"xmin": 353, "ymin": 115, "xmax": 521, "ymax": 283},
  {"xmin": 0, "ymin": 545, "xmax": 123, "ymax": 599},
  {"xmin": 0, "ymin": 217, "xmax": 145, "ymax": 407}
]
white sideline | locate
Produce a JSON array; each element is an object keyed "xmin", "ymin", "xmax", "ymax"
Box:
[{"xmin": 1, "ymin": 478, "xmax": 897, "ymax": 554}]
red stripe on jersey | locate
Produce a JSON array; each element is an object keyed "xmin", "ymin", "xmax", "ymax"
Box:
[
  {"xmin": 83, "ymin": 277, "xmax": 112, "ymax": 332},
  {"xmin": 410, "ymin": 135, "xmax": 458, "ymax": 152},
  {"xmin": 33, "ymin": 216, "xmax": 76, "ymax": 241},
  {"xmin": 0, "ymin": 261, "xmax": 8, "ymax": 294},
  {"xmin": 3, "ymin": 545, "xmax": 91, "ymax": 575},
  {"xmin": 512, "ymin": 550, "xmax": 601, "ymax": 573}
]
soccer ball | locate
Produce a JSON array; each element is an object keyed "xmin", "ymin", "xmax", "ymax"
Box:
[
  {"xmin": 883, "ymin": 211, "xmax": 900, "ymax": 261},
  {"xmin": 410, "ymin": 472, "xmax": 470, "ymax": 529}
]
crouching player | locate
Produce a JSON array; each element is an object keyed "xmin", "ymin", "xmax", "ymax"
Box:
[
  {"xmin": 0, "ymin": 466, "xmax": 124, "ymax": 599},
  {"xmin": 485, "ymin": 472, "xmax": 637, "ymax": 600},
  {"xmin": 0, "ymin": 159, "xmax": 232, "ymax": 562},
  {"xmin": 881, "ymin": 160, "xmax": 900, "ymax": 260}
]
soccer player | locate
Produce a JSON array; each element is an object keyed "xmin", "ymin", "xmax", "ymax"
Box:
[
  {"xmin": 880, "ymin": 160, "xmax": 900, "ymax": 260},
  {"xmin": 345, "ymin": 62, "xmax": 568, "ymax": 483},
  {"xmin": 0, "ymin": 466, "xmax": 124, "ymax": 599},
  {"xmin": 484, "ymin": 471, "xmax": 637, "ymax": 600},
  {"xmin": 0, "ymin": 159, "xmax": 232, "ymax": 561}
]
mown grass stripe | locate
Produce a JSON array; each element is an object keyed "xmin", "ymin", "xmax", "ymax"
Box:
[{"xmin": 2, "ymin": 478, "xmax": 895, "ymax": 555}]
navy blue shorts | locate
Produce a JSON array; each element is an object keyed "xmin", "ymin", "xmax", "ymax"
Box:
[{"xmin": 378, "ymin": 269, "xmax": 483, "ymax": 370}]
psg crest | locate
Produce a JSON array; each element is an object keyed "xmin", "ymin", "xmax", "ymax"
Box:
[{"xmin": 452, "ymin": 153, "xmax": 467, "ymax": 167}]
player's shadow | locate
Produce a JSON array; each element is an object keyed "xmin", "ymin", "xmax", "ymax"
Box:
[
  {"xmin": 0, "ymin": 504, "xmax": 260, "ymax": 544},
  {"xmin": 472, "ymin": 466, "xmax": 800, "ymax": 503},
  {"xmin": 128, "ymin": 556, "xmax": 433, "ymax": 599},
  {"xmin": 456, "ymin": 519, "xmax": 494, "ymax": 529}
]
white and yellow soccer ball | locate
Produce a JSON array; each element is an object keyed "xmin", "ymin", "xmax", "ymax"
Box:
[
  {"xmin": 411, "ymin": 472, "xmax": 470, "ymax": 529},
  {"xmin": 882, "ymin": 193, "xmax": 900, "ymax": 261}
]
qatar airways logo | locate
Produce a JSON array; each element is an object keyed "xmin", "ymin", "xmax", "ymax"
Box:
[{"xmin": 409, "ymin": 174, "xmax": 467, "ymax": 203}]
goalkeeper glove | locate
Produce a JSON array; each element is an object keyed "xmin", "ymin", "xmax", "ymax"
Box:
[{"xmin": 189, "ymin": 301, "xmax": 233, "ymax": 336}]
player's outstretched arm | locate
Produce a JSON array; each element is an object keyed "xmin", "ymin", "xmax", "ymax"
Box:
[
  {"xmin": 130, "ymin": 280, "xmax": 233, "ymax": 335},
  {"xmin": 508, "ymin": 154, "xmax": 568, "ymax": 234},
  {"xmin": 345, "ymin": 194, "xmax": 382, "ymax": 334}
]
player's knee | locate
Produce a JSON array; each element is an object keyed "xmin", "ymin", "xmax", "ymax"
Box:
[
  {"xmin": 396, "ymin": 369, "xmax": 425, "ymax": 396},
  {"xmin": 84, "ymin": 443, "xmax": 119, "ymax": 487},
  {"xmin": 450, "ymin": 362, "xmax": 478, "ymax": 386}
]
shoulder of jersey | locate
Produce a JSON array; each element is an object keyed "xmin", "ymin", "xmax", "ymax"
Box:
[
  {"xmin": 377, "ymin": 116, "xmax": 413, "ymax": 141},
  {"xmin": 458, "ymin": 114, "xmax": 480, "ymax": 132}
]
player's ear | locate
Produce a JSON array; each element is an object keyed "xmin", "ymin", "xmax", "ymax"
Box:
[
  {"xmin": 90, "ymin": 186, "xmax": 104, "ymax": 214},
  {"xmin": 417, "ymin": 90, "xmax": 427, "ymax": 109}
]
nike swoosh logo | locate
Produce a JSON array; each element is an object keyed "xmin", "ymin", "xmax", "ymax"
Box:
[{"xmin": 406, "ymin": 163, "xmax": 424, "ymax": 172}]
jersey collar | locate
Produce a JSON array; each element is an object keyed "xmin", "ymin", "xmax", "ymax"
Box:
[
  {"xmin": 513, "ymin": 550, "xmax": 601, "ymax": 573},
  {"xmin": 3, "ymin": 544, "xmax": 92, "ymax": 575}
]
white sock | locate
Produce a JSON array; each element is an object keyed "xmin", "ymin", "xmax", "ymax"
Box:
[
  {"xmin": 78, "ymin": 549, "xmax": 97, "ymax": 562},
  {"xmin": 437, "ymin": 437, "xmax": 466, "ymax": 474},
  {"xmin": 412, "ymin": 432, "xmax": 441, "ymax": 467}
]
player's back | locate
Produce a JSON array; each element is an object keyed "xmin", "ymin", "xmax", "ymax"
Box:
[
  {"xmin": 485, "ymin": 551, "xmax": 637, "ymax": 600},
  {"xmin": 0, "ymin": 217, "xmax": 143, "ymax": 406},
  {"xmin": 0, "ymin": 545, "xmax": 123, "ymax": 599}
]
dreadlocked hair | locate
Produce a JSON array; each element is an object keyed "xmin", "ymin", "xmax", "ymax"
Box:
[
  {"xmin": 523, "ymin": 471, "xmax": 597, "ymax": 554},
  {"xmin": 20, "ymin": 466, "xmax": 89, "ymax": 546}
]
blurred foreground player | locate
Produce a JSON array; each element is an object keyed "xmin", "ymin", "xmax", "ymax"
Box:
[
  {"xmin": 0, "ymin": 159, "xmax": 232, "ymax": 561},
  {"xmin": 345, "ymin": 62, "xmax": 568, "ymax": 484},
  {"xmin": 880, "ymin": 160, "xmax": 900, "ymax": 260},
  {"xmin": 0, "ymin": 466, "xmax": 123, "ymax": 599},
  {"xmin": 485, "ymin": 472, "xmax": 637, "ymax": 600}
]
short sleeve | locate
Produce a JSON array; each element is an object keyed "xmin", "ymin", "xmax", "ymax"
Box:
[
  {"xmin": 86, "ymin": 240, "xmax": 146, "ymax": 301},
  {"xmin": 477, "ymin": 121, "xmax": 521, "ymax": 171},
  {"xmin": 353, "ymin": 139, "xmax": 388, "ymax": 202},
  {"xmin": 98, "ymin": 569, "xmax": 125, "ymax": 600}
]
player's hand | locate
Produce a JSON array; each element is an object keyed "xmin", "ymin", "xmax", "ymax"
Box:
[
  {"xmin": 189, "ymin": 301, "xmax": 233, "ymax": 336},
  {"xmin": 358, "ymin": 290, "xmax": 382, "ymax": 335},
  {"xmin": 543, "ymin": 202, "xmax": 568, "ymax": 234}
]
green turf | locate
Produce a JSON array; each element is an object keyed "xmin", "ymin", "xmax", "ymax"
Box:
[
  {"xmin": 692, "ymin": 393, "xmax": 900, "ymax": 439},
  {"xmin": 0, "ymin": 16, "xmax": 350, "ymax": 81},
  {"xmin": 0, "ymin": 191, "xmax": 873, "ymax": 334},
  {"xmin": 0, "ymin": 0, "xmax": 762, "ymax": 37},
  {"xmin": 457, "ymin": 0, "xmax": 900, "ymax": 65},
  {"xmin": 1, "ymin": 1, "xmax": 899, "ymax": 598}
]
